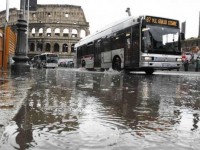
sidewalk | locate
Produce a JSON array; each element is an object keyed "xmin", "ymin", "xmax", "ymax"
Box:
[
  {"xmin": 0, "ymin": 70, "xmax": 32, "ymax": 139},
  {"xmin": 179, "ymin": 62, "xmax": 199, "ymax": 72}
]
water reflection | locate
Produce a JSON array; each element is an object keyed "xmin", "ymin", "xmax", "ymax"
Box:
[{"xmin": 1, "ymin": 69, "xmax": 200, "ymax": 149}]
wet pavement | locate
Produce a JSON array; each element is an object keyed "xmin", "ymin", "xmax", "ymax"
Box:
[
  {"xmin": 0, "ymin": 70, "xmax": 33, "ymax": 141},
  {"xmin": 0, "ymin": 68, "xmax": 200, "ymax": 150}
]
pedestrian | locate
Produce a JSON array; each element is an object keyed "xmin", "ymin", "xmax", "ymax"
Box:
[
  {"xmin": 195, "ymin": 47, "xmax": 200, "ymax": 71},
  {"xmin": 182, "ymin": 53, "xmax": 189, "ymax": 71}
]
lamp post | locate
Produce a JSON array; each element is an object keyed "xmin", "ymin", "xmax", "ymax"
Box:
[{"xmin": 11, "ymin": 0, "xmax": 30, "ymax": 74}]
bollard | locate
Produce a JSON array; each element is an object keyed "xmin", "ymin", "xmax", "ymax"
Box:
[{"xmin": 195, "ymin": 57, "xmax": 200, "ymax": 72}]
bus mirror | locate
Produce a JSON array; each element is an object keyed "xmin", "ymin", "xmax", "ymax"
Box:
[
  {"xmin": 142, "ymin": 19, "xmax": 146, "ymax": 28},
  {"xmin": 180, "ymin": 32, "xmax": 185, "ymax": 40}
]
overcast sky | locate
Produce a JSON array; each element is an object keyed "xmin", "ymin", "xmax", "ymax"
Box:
[{"xmin": 1, "ymin": 0, "xmax": 200, "ymax": 38}]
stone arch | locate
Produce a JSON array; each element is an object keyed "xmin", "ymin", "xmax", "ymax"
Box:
[
  {"xmin": 46, "ymin": 28, "xmax": 52, "ymax": 37},
  {"xmin": 37, "ymin": 42, "xmax": 43, "ymax": 51},
  {"xmin": 71, "ymin": 29, "xmax": 78, "ymax": 38},
  {"xmin": 55, "ymin": 28, "xmax": 60, "ymax": 36},
  {"xmin": 47, "ymin": 12, "xmax": 51, "ymax": 17},
  {"xmin": 54, "ymin": 43, "xmax": 59, "ymax": 52},
  {"xmin": 32, "ymin": 13, "xmax": 36, "ymax": 18},
  {"xmin": 39, "ymin": 28, "xmax": 43, "ymax": 37},
  {"xmin": 30, "ymin": 43, "xmax": 35, "ymax": 51},
  {"xmin": 63, "ymin": 28, "xmax": 69, "ymax": 37},
  {"xmin": 31, "ymin": 28, "xmax": 35, "ymax": 37},
  {"xmin": 80, "ymin": 29, "xmax": 86, "ymax": 38},
  {"xmin": 65, "ymin": 13, "xmax": 69, "ymax": 18},
  {"xmin": 62, "ymin": 44, "xmax": 68, "ymax": 52},
  {"xmin": 71, "ymin": 44, "xmax": 75, "ymax": 53},
  {"xmin": 45, "ymin": 43, "xmax": 51, "ymax": 52}
]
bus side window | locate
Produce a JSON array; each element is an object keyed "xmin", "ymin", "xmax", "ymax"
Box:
[
  {"xmin": 112, "ymin": 33, "xmax": 125, "ymax": 50},
  {"xmin": 102, "ymin": 37, "xmax": 111, "ymax": 52},
  {"xmin": 77, "ymin": 47, "xmax": 82, "ymax": 66},
  {"xmin": 87, "ymin": 42, "xmax": 94, "ymax": 54},
  {"xmin": 125, "ymin": 31, "xmax": 131, "ymax": 49},
  {"xmin": 133, "ymin": 39, "xmax": 139, "ymax": 49},
  {"xmin": 127, "ymin": 38, "xmax": 131, "ymax": 49},
  {"xmin": 132, "ymin": 26, "xmax": 139, "ymax": 50},
  {"xmin": 82, "ymin": 45, "xmax": 87, "ymax": 56}
]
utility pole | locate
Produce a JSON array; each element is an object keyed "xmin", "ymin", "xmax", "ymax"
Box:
[
  {"xmin": 181, "ymin": 21, "xmax": 186, "ymax": 36},
  {"xmin": 198, "ymin": 11, "xmax": 200, "ymax": 38},
  {"xmin": 26, "ymin": 0, "xmax": 29, "ymax": 54},
  {"xmin": 11, "ymin": 0, "xmax": 30, "ymax": 74}
]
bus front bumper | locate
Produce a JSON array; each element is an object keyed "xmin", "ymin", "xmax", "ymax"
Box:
[{"xmin": 140, "ymin": 62, "xmax": 181, "ymax": 69}]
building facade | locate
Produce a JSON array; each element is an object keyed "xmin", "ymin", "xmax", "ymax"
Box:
[
  {"xmin": 181, "ymin": 38, "xmax": 200, "ymax": 53},
  {"xmin": 0, "ymin": 4, "xmax": 90, "ymax": 59}
]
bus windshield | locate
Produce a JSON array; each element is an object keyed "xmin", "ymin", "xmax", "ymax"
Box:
[
  {"xmin": 142, "ymin": 25, "xmax": 181, "ymax": 55},
  {"xmin": 46, "ymin": 54, "xmax": 58, "ymax": 63}
]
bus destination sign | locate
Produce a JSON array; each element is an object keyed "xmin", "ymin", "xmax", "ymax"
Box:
[{"xmin": 145, "ymin": 16, "xmax": 179, "ymax": 27}]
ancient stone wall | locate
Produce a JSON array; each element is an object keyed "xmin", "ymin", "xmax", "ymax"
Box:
[{"xmin": 0, "ymin": 4, "xmax": 90, "ymax": 59}]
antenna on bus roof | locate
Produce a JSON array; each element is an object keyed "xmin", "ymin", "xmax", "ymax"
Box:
[{"xmin": 125, "ymin": 8, "xmax": 131, "ymax": 16}]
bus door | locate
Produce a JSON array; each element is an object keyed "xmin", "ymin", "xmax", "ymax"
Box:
[
  {"xmin": 94, "ymin": 40, "xmax": 101, "ymax": 68},
  {"xmin": 124, "ymin": 26, "xmax": 140, "ymax": 68},
  {"xmin": 131, "ymin": 25, "xmax": 140, "ymax": 68}
]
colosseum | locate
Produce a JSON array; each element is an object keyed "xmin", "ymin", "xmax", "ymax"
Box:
[{"xmin": 0, "ymin": 4, "xmax": 90, "ymax": 59}]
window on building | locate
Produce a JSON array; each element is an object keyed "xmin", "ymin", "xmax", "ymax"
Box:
[
  {"xmin": 71, "ymin": 44, "xmax": 75, "ymax": 53},
  {"xmin": 54, "ymin": 43, "xmax": 59, "ymax": 52},
  {"xmin": 48, "ymin": 12, "xmax": 51, "ymax": 17},
  {"xmin": 39, "ymin": 28, "xmax": 43, "ymax": 37},
  {"xmin": 63, "ymin": 28, "xmax": 69, "ymax": 37},
  {"xmin": 37, "ymin": 43, "xmax": 43, "ymax": 51},
  {"xmin": 31, "ymin": 28, "xmax": 35, "ymax": 37},
  {"xmin": 54, "ymin": 28, "xmax": 60, "ymax": 37},
  {"xmin": 32, "ymin": 13, "xmax": 36, "ymax": 17},
  {"xmin": 30, "ymin": 43, "xmax": 35, "ymax": 51},
  {"xmin": 72, "ymin": 29, "xmax": 78, "ymax": 38},
  {"xmin": 80, "ymin": 29, "xmax": 86, "ymax": 38},
  {"xmin": 65, "ymin": 13, "xmax": 69, "ymax": 17},
  {"xmin": 62, "ymin": 44, "xmax": 68, "ymax": 52},
  {"xmin": 46, "ymin": 43, "xmax": 51, "ymax": 52},
  {"xmin": 46, "ymin": 28, "xmax": 51, "ymax": 37}
]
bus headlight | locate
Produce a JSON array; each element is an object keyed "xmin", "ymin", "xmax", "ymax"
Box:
[
  {"xmin": 143, "ymin": 56, "xmax": 153, "ymax": 61},
  {"xmin": 176, "ymin": 58, "xmax": 182, "ymax": 62}
]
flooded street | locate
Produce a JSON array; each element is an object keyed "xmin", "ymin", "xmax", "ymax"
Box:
[{"xmin": 1, "ymin": 68, "xmax": 200, "ymax": 150}]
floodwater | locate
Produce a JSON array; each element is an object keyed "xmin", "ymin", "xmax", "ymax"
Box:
[{"xmin": 1, "ymin": 68, "xmax": 200, "ymax": 150}]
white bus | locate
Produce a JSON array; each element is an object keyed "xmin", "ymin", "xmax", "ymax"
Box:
[
  {"xmin": 32, "ymin": 53, "xmax": 59, "ymax": 68},
  {"xmin": 75, "ymin": 15, "xmax": 184, "ymax": 75}
]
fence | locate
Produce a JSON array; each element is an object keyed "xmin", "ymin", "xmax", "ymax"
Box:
[{"xmin": 0, "ymin": 26, "xmax": 17, "ymax": 69}]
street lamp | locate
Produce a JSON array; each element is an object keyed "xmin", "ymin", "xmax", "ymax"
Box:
[{"xmin": 11, "ymin": 0, "xmax": 30, "ymax": 74}]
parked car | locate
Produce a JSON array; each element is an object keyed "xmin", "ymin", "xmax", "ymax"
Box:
[
  {"xmin": 31, "ymin": 55, "xmax": 41, "ymax": 68},
  {"xmin": 58, "ymin": 59, "xmax": 74, "ymax": 68},
  {"xmin": 65, "ymin": 61, "xmax": 74, "ymax": 68}
]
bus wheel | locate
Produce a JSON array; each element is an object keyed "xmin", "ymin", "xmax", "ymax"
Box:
[
  {"xmin": 145, "ymin": 69, "xmax": 154, "ymax": 75},
  {"xmin": 82, "ymin": 60, "xmax": 86, "ymax": 67},
  {"xmin": 112, "ymin": 56, "xmax": 121, "ymax": 71}
]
